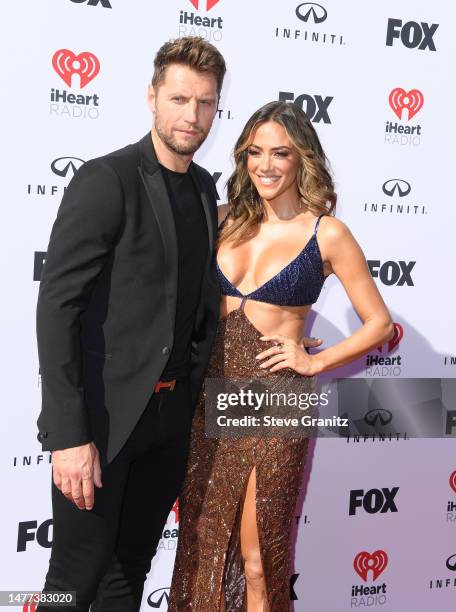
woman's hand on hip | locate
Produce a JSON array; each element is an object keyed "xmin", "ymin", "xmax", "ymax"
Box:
[{"xmin": 255, "ymin": 334, "xmax": 321, "ymax": 376}]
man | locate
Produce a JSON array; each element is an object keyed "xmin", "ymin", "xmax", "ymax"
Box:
[{"xmin": 36, "ymin": 37, "xmax": 226, "ymax": 611}]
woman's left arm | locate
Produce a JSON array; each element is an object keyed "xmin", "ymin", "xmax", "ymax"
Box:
[
  {"xmin": 258, "ymin": 217, "xmax": 394, "ymax": 375},
  {"xmin": 308, "ymin": 217, "xmax": 395, "ymax": 374}
]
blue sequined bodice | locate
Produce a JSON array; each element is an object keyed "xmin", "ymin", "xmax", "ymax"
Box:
[{"xmin": 216, "ymin": 214, "xmax": 326, "ymax": 307}]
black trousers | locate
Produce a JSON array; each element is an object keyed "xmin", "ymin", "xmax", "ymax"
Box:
[{"xmin": 37, "ymin": 378, "xmax": 192, "ymax": 612}]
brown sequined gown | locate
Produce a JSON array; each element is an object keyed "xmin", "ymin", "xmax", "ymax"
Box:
[{"xmin": 168, "ymin": 305, "xmax": 315, "ymax": 611}]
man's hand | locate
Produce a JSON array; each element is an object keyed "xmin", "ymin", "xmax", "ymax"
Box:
[{"xmin": 52, "ymin": 442, "xmax": 102, "ymax": 510}]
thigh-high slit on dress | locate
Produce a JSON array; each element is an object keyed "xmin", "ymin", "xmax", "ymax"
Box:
[{"xmin": 167, "ymin": 299, "xmax": 315, "ymax": 611}]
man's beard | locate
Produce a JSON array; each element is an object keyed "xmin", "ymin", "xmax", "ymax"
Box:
[{"xmin": 154, "ymin": 112, "xmax": 208, "ymax": 156}]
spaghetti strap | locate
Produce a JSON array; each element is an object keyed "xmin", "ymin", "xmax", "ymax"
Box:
[{"xmin": 313, "ymin": 213, "xmax": 325, "ymax": 235}]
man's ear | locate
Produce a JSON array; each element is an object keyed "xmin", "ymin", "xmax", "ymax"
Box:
[{"xmin": 147, "ymin": 83, "xmax": 156, "ymax": 115}]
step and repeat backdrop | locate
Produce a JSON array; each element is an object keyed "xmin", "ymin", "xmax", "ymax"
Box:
[{"xmin": 1, "ymin": 1, "xmax": 455, "ymax": 610}]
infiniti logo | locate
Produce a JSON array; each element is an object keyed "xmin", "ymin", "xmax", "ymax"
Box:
[
  {"xmin": 296, "ymin": 2, "xmax": 327, "ymax": 24},
  {"xmin": 147, "ymin": 587, "xmax": 170, "ymax": 608},
  {"xmin": 51, "ymin": 157, "xmax": 85, "ymax": 178},
  {"xmin": 446, "ymin": 554, "xmax": 456, "ymax": 571},
  {"xmin": 276, "ymin": 1, "xmax": 344, "ymax": 47},
  {"xmin": 364, "ymin": 409, "xmax": 393, "ymax": 427},
  {"xmin": 382, "ymin": 179, "xmax": 411, "ymax": 198}
]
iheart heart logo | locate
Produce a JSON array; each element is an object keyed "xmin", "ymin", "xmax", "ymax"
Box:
[
  {"xmin": 171, "ymin": 498, "xmax": 179, "ymax": 524},
  {"xmin": 52, "ymin": 49, "xmax": 100, "ymax": 89},
  {"xmin": 377, "ymin": 322, "xmax": 403, "ymax": 353},
  {"xmin": 450, "ymin": 471, "xmax": 456, "ymax": 494},
  {"xmin": 354, "ymin": 550, "xmax": 388, "ymax": 582},
  {"xmin": 189, "ymin": 0, "xmax": 220, "ymax": 10},
  {"xmin": 22, "ymin": 598, "xmax": 37, "ymax": 611},
  {"xmin": 389, "ymin": 88, "xmax": 424, "ymax": 120}
]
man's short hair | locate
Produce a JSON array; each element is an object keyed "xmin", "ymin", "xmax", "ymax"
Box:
[{"xmin": 152, "ymin": 36, "xmax": 226, "ymax": 97}]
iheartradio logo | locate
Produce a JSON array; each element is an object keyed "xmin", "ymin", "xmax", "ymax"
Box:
[
  {"xmin": 52, "ymin": 49, "xmax": 100, "ymax": 89},
  {"xmin": 377, "ymin": 322, "xmax": 403, "ymax": 353},
  {"xmin": 354, "ymin": 550, "xmax": 388, "ymax": 581},
  {"xmin": 389, "ymin": 88, "xmax": 424, "ymax": 120},
  {"xmin": 450, "ymin": 471, "xmax": 456, "ymax": 494}
]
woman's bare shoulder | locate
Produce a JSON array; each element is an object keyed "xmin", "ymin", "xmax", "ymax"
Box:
[
  {"xmin": 316, "ymin": 215, "xmax": 361, "ymax": 277},
  {"xmin": 318, "ymin": 214, "xmax": 353, "ymax": 242}
]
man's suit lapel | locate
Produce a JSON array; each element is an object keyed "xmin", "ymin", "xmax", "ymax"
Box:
[
  {"xmin": 189, "ymin": 163, "xmax": 215, "ymax": 262},
  {"xmin": 138, "ymin": 133, "xmax": 178, "ymax": 324},
  {"xmin": 137, "ymin": 132, "xmax": 217, "ymax": 322}
]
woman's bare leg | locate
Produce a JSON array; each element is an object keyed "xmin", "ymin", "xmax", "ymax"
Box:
[{"xmin": 240, "ymin": 467, "xmax": 267, "ymax": 611}]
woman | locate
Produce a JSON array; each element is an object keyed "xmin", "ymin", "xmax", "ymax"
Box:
[{"xmin": 168, "ymin": 101, "xmax": 394, "ymax": 611}]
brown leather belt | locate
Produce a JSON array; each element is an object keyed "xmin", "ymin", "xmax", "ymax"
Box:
[{"xmin": 154, "ymin": 379, "xmax": 177, "ymax": 393}]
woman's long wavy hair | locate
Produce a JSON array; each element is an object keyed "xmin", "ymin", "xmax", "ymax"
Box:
[{"xmin": 219, "ymin": 101, "xmax": 337, "ymax": 246}]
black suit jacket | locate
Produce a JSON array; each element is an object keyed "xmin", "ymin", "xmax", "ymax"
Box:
[{"xmin": 36, "ymin": 132, "xmax": 220, "ymax": 465}]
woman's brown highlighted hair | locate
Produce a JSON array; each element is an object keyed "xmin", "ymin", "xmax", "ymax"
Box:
[{"xmin": 221, "ymin": 101, "xmax": 337, "ymax": 246}]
